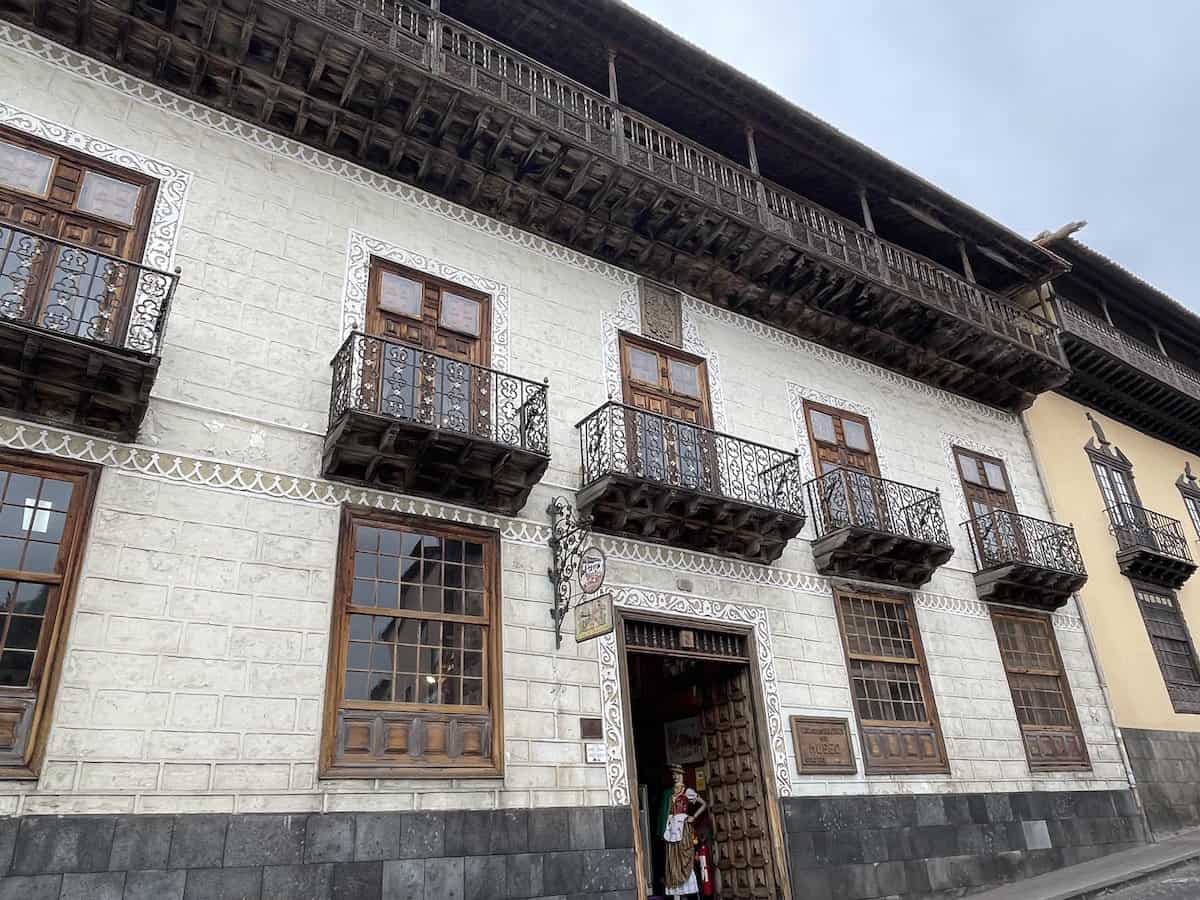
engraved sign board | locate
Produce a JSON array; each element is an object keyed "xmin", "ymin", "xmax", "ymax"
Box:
[
  {"xmin": 575, "ymin": 592, "xmax": 614, "ymax": 643},
  {"xmin": 791, "ymin": 716, "xmax": 857, "ymax": 775}
]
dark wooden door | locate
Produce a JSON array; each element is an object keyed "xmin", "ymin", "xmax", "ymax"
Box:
[
  {"xmin": 365, "ymin": 260, "xmax": 490, "ymax": 433},
  {"xmin": 619, "ymin": 334, "xmax": 717, "ymax": 491},
  {"xmin": 702, "ymin": 667, "xmax": 777, "ymax": 900},
  {"xmin": 954, "ymin": 448, "xmax": 1022, "ymax": 564},
  {"xmin": 803, "ymin": 401, "xmax": 883, "ymax": 530}
]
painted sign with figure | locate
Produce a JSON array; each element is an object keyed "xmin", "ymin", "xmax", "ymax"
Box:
[{"xmin": 575, "ymin": 591, "xmax": 614, "ymax": 643}]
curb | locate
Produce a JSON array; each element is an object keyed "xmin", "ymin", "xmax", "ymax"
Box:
[{"xmin": 1064, "ymin": 849, "xmax": 1200, "ymax": 900}]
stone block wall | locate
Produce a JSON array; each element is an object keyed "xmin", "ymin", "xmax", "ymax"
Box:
[
  {"xmin": 782, "ymin": 789, "xmax": 1147, "ymax": 899},
  {"xmin": 0, "ymin": 807, "xmax": 635, "ymax": 899},
  {"xmin": 1123, "ymin": 727, "xmax": 1200, "ymax": 835}
]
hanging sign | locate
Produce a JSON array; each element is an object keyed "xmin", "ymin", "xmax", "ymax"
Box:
[
  {"xmin": 577, "ymin": 546, "xmax": 607, "ymax": 594},
  {"xmin": 575, "ymin": 591, "xmax": 615, "ymax": 643}
]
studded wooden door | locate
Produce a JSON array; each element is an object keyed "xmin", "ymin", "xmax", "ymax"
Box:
[{"xmin": 701, "ymin": 666, "xmax": 777, "ymax": 900}]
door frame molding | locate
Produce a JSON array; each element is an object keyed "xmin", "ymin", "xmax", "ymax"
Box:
[{"xmin": 604, "ymin": 596, "xmax": 793, "ymax": 900}]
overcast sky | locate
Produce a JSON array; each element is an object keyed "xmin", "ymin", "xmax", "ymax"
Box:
[{"xmin": 624, "ymin": 0, "xmax": 1199, "ymax": 306}]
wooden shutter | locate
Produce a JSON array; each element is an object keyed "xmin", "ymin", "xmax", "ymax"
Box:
[
  {"xmin": 803, "ymin": 401, "xmax": 879, "ymax": 476},
  {"xmin": 991, "ymin": 610, "xmax": 1089, "ymax": 771},
  {"xmin": 1135, "ymin": 587, "xmax": 1200, "ymax": 714}
]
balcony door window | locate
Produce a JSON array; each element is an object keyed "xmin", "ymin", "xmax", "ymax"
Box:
[
  {"xmin": 991, "ymin": 610, "xmax": 1089, "ymax": 770},
  {"xmin": 619, "ymin": 333, "xmax": 714, "ymax": 491},
  {"xmin": 365, "ymin": 259, "xmax": 491, "ymax": 434},
  {"xmin": 955, "ymin": 448, "xmax": 1021, "ymax": 565},
  {"xmin": 1135, "ymin": 587, "xmax": 1200, "ymax": 714},
  {"xmin": 803, "ymin": 401, "xmax": 883, "ymax": 531},
  {"xmin": 1091, "ymin": 456, "xmax": 1138, "ymax": 522},
  {"xmin": 0, "ymin": 127, "xmax": 157, "ymax": 343}
]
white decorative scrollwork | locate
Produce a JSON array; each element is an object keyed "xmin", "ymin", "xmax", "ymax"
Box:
[
  {"xmin": 342, "ymin": 231, "xmax": 511, "ymax": 372},
  {"xmin": 599, "ymin": 589, "xmax": 791, "ymax": 806}
]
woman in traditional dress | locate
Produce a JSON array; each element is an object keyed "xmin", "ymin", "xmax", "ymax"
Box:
[{"xmin": 662, "ymin": 764, "xmax": 707, "ymax": 898}]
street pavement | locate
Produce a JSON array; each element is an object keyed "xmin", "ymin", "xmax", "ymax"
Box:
[{"xmin": 1096, "ymin": 860, "xmax": 1200, "ymax": 899}]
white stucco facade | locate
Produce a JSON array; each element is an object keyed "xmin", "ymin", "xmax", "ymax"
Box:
[{"xmin": 0, "ymin": 24, "xmax": 1127, "ymax": 818}]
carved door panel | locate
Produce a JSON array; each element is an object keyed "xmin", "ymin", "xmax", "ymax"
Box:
[
  {"xmin": 620, "ymin": 334, "xmax": 718, "ymax": 491},
  {"xmin": 701, "ymin": 667, "xmax": 776, "ymax": 900},
  {"xmin": 954, "ymin": 449, "xmax": 1024, "ymax": 565},
  {"xmin": 803, "ymin": 401, "xmax": 884, "ymax": 531},
  {"xmin": 365, "ymin": 261, "xmax": 490, "ymax": 434}
]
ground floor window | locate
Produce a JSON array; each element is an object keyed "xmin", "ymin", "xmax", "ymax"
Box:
[
  {"xmin": 320, "ymin": 508, "xmax": 502, "ymax": 777},
  {"xmin": 1135, "ymin": 586, "xmax": 1200, "ymax": 715},
  {"xmin": 0, "ymin": 453, "xmax": 98, "ymax": 778},
  {"xmin": 991, "ymin": 609, "xmax": 1090, "ymax": 770},
  {"xmin": 833, "ymin": 586, "xmax": 949, "ymax": 774}
]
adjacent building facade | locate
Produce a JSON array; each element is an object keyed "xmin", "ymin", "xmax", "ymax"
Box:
[
  {"xmin": 0, "ymin": 2, "xmax": 1154, "ymax": 899},
  {"xmin": 1027, "ymin": 230, "xmax": 1200, "ymax": 837}
]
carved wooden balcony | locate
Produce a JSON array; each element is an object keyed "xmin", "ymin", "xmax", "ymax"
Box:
[
  {"xmin": 576, "ymin": 402, "xmax": 805, "ymax": 563},
  {"xmin": 323, "ymin": 332, "xmax": 550, "ymax": 514},
  {"xmin": 4, "ymin": 0, "xmax": 1070, "ymax": 412},
  {"xmin": 0, "ymin": 223, "xmax": 179, "ymax": 441},
  {"xmin": 963, "ymin": 510, "xmax": 1087, "ymax": 611},
  {"xmin": 1058, "ymin": 300, "xmax": 1200, "ymax": 454},
  {"xmin": 805, "ymin": 468, "xmax": 953, "ymax": 589},
  {"xmin": 1105, "ymin": 502, "xmax": 1197, "ymax": 590}
]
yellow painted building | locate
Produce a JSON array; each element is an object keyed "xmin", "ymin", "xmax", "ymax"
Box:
[{"xmin": 1027, "ymin": 231, "xmax": 1200, "ymax": 834}]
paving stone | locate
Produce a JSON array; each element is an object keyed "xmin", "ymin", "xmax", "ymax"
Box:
[
  {"xmin": 542, "ymin": 851, "xmax": 586, "ymax": 895},
  {"xmin": 506, "ymin": 853, "xmax": 543, "ymax": 899},
  {"xmin": 601, "ymin": 808, "xmax": 633, "ymax": 851},
  {"xmin": 109, "ymin": 816, "xmax": 174, "ymax": 872},
  {"xmin": 11, "ymin": 816, "xmax": 116, "ymax": 875},
  {"xmin": 183, "ymin": 866, "xmax": 263, "ymax": 900},
  {"xmin": 528, "ymin": 809, "xmax": 570, "ymax": 853},
  {"xmin": 123, "ymin": 870, "xmax": 186, "ymax": 900},
  {"xmin": 464, "ymin": 855, "xmax": 504, "ymax": 900},
  {"xmin": 489, "ymin": 810, "xmax": 528, "ymax": 855},
  {"xmin": 169, "ymin": 815, "xmax": 229, "ymax": 869},
  {"xmin": 61, "ymin": 871, "xmax": 125, "ymax": 900},
  {"xmin": 305, "ymin": 815, "xmax": 355, "ymax": 865},
  {"xmin": 382, "ymin": 859, "xmax": 423, "ymax": 900},
  {"xmin": 568, "ymin": 809, "xmax": 604, "ymax": 851},
  {"xmin": 0, "ymin": 819, "xmax": 17, "ymax": 877},
  {"xmin": 224, "ymin": 815, "xmax": 306, "ymax": 867},
  {"xmin": 262, "ymin": 863, "xmax": 333, "ymax": 900}
]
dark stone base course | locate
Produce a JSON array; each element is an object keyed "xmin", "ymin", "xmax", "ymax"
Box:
[
  {"xmin": 1123, "ymin": 727, "xmax": 1200, "ymax": 837},
  {"xmin": 0, "ymin": 807, "xmax": 636, "ymax": 900},
  {"xmin": 783, "ymin": 788, "xmax": 1147, "ymax": 900}
]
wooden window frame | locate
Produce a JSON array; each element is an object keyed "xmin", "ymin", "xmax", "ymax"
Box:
[
  {"xmin": 1178, "ymin": 483, "xmax": 1200, "ymax": 541},
  {"xmin": 802, "ymin": 400, "xmax": 880, "ymax": 477},
  {"xmin": 617, "ymin": 331, "xmax": 713, "ymax": 426},
  {"xmin": 1086, "ymin": 446, "xmax": 1141, "ymax": 512},
  {"xmin": 1133, "ymin": 583, "xmax": 1200, "ymax": 716},
  {"xmin": 989, "ymin": 608, "xmax": 1091, "ymax": 772},
  {"xmin": 833, "ymin": 585, "xmax": 949, "ymax": 775},
  {"xmin": 0, "ymin": 451, "xmax": 99, "ymax": 780},
  {"xmin": 320, "ymin": 507, "xmax": 504, "ymax": 779},
  {"xmin": 952, "ymin": 446, "xmax": 1016, "ymax": 510}
]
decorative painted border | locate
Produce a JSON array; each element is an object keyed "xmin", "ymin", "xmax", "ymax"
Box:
[
  {"xmin": 0, "ymin": 100, "xmax": 190, "ymax": 273},
  {"xmin": 0, "ymin": 23, "xmax": 634, "ymax": 289},
  {"xmin": 600, "ymin": 287, "xmax": 729, "ymax": 432},
  {"xmin": 342, "ymin": 230, "xmax": 511, "ymax": 372},
  {"xmin": 598, "ymin": 589, "xmax": 790, "ymax": 806}
]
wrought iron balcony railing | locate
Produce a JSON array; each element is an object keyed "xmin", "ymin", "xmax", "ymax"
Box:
[
  {"xmin": 577, "ymin": 401, "xmax": 804, "ymax": 515},
  {"xmin": 805, "ymin": 467, "xmax": 950, "ymax": 546},
  {"xmin": 294, "ymin": 0, "xmax": 1061, "ymax": 363},
  {"xmin": 329, "ymin": 332, "xmax": 549, "ymax": 455},
  {"xmin": 0, "ymin": 223, "xmax": 179, "ymax": 355},
  {"xmin": 963, "ymin": 509, "xmax": 1086, "ymax": 575},
  {"xmin": 1106, "ymin": 502, "xmax": 1192, "ymax": 562}
]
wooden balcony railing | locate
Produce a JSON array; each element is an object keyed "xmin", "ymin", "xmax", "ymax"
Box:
[
  {"xmin": 577, "ymin": 401, "xmax": 805, "ymax": 516},
  {"xmin": 805, "ymin": 468, "xmax": 950, "ymax": 547},
  {"xmin": 329, "ymin": 332, "xmax": 550, "ymax": 455},
  {"xmin": 293, "ymin": 0, "xmax": 1061, "ymax": 364},
  {"xmin": 1059, "ymin": 300, "xmax": 1200, "ymax": 402},
  {"xmin": 1106, "ymin": 502, "xmax": 1192, "ymax": 563},
  {"xmin": 0, "ymin": 223, "xmax": 179, "ymax": 355},
  {"xmin": 963, "ymin": 509, "xmax": 1086, "ymax": 576}
]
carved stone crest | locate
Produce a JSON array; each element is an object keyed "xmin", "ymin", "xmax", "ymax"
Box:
[{"xmin": 640, "ymin": 279, "xmax": 683, "ymax": 347}]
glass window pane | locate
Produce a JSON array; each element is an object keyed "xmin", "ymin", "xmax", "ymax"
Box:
[
  {"xmin": 349, "ymin": 614, "xmax": 373, "ymax": 641},
  {"xmin": 464, "ymin": 592, "xmax": 484, "ymax": 617},
  {"xmin": 367, "ymin": 673, "xmax": 393, "ymax": 702},
  {"xmin": 0, "ymin": 141, "xmax": 54, "ymax": 196},
  {"xmin": 667, "ymin": 359, "xmax": 701, "ymax": 399},
  {"xmin": 439, "ymin": 292, "xmax": 482, "ymax": 336},
  {"xmin": 355, "ymin": 527, "xmax": 379, "ymax": 552},
  {"xmin": 441, "ymin": 679, "xmax": 461, "ymax": 705},
  {"xmin": 843, "ymin": 420, "xmax": 870, "ymax": 453},
  {"xmin": 395, "ymin": 674, "xmax": 418, "ymax": 703},
  {"xmin": 462, "ymin": 678, "xmax": 483, "ymax": 706},
  {"xmin": 76, "ymin": 171, "xmax": 141, "ymax": 225},
  {"xmin": 4, "ymin": 616, "xmax": 40, "ymax": 650},
  {"xmin": 983, "ymin": 461, "xmax": 1007, "ymax": 491},
  {"xmin": 0, "ymin": 650, "xmax": 35, "ymax": 688},
  {"xmin": 352, "ymin": 579, "xmax": 375, "ymax": 606},
  {"xmin": 627, "ymin": 346, "xmax": 660, "ymax": 385},
  {"xmin": 343, "ymin": 671, "xmax": 369, "ymax": 700},
  {"xmin": 809, "ymin": 410, "xmax": 836, "ymax": 444},
  {"xmin": 957, "ymin": 453, "xmax": 982, "ymax": 485},
  {"xmin": 21, "ymin": 541, "xmax": 58, "ymax": 574},
  {"xmin": 378, "ymin": 271, "xmax": 423, "ymax": 318},
  {"xmin": 347, "ymin": 642, "xmax": 371, "ymax": 669}
]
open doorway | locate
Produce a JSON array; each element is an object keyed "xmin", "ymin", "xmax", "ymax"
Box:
[{"xmin": 621, "ymin": 614, "xmax": 788, "ymax": 900}]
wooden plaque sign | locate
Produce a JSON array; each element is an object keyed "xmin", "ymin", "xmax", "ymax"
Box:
[
  {"xmin": 791, "ymin": 716, "xmax": 857, "ymax": 775},
  {"xmin": 575, "ymin": 592, "xmax": 614, "ymax": 643}
]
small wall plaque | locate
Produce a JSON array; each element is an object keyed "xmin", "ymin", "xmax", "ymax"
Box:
[
  {"xmin": 585, "ymin": 742, "xmax": 608, "ymax": 764},
  {"xmin": 791, "ymin": 716, "xmax": 857, "ymax": 775},
  {"xmin": 575, "ymin": 592, "xmax": 614, "ymax": 643}
]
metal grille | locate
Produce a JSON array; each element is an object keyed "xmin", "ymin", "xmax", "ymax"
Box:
[
  {"xmin": 623, "ymin": 620, "xmax": 747, "ymax": 659},
  {"xmin": 837, "ymin": 592, "xmax": 934, "ymax": 725},
  {"xmin": 1137, "ymin": 589, "xmax": 1200, "ymax": 707}
]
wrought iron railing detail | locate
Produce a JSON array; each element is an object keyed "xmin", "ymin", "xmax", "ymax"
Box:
[
  {"xmin": 284, "ymin": 0, "xmax": 1063, "ymax": 363},
  {"xmin": 1059, "ymin": 300, "xmax": 1200, "ymax": 402},
  {"xmin": 962, "ymin": 509, "xmax": 1085, "ymax": 575},
  {"xmin": 1106, "ymin": 503, "xmax": 1193, "ymax": 562},
  {"xmin": 330, "ymin": 332, "xmax": 550, "ymax": 455},
  {"xmin": 0, "ymin": 223, "xmax": 179, "ymax": 355},
  {"xmin": 577, "ymin": 402, "xmax": 804, "ymax": 515},
  {"xmin": 805, "ymin": 468, "xmax": 950, "ymax": 546}
]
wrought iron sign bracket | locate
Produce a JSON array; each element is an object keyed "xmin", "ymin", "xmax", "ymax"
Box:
[{"xmin": 547, "ymin": 496, "xmax": 594, "ymax": 649}]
